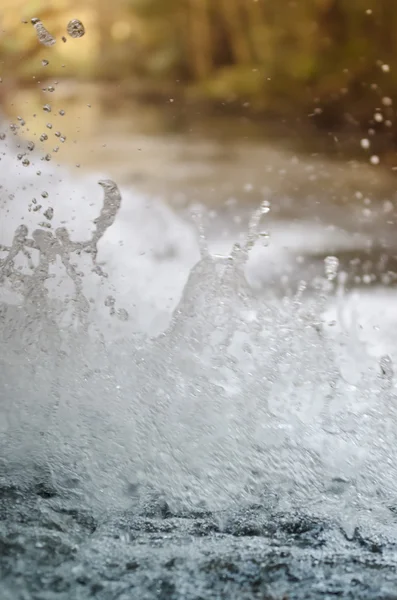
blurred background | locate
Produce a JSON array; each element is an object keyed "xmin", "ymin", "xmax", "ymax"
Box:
[{"xmin": 1, "ymin": 0, "xmax": 397, "ymax": 282}]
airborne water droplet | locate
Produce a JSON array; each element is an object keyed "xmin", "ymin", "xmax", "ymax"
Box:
[
  {"xmin": 31, "ymin": 18, "xmax": 56, "ymax": 47},
  {"xmin": 259, "ymin": 231, "xmax": 270, "ymax": 246},
  {"xmin": 43, "ymin": 104, "xmax": 51, "ymax": 113},
  {"xmin": 67, "ymin": 19, "xmax": 85, "ymax": 39},
  {"xmin": 47, "ymin": 86, "xmax": 55, "ymax": 92},
  {"xmin": 27, "ymin": 141, "xmax": 35, "ymax": 151},
  {"xmin": 22, "ymin": 158, "xmax": 30, "ymax": 167},
  {"xmin": 324, "ymin": 256, "xmax": 339, "ymax": 281},
  {"xmin": 117, "ymin": 308, "xmax": 129, "ymax": 322},
  {"xmin": 43, "ymin": 207, "xmax": 54, "ymax": 220},
  {"xmin": 104, "ymin": 295, "xmax": 116, "ymax": 308},
  {"xmin": 42, "ymin": 59, "xmax": 49, "ymax": 67},
  {"xmin": 260, "ymin": 200, "xmax": 271, "ymax": 215},
  {"xmin": 380, "ymin": 355, "xmax": 394, "ymax": 380},
  {"xmin": 40, "ymin": 134, "xmax": 48, "ymax": 142},
  {"xmin": 41, "ymin": 191, "xmax": 49, "ymax": 198}
]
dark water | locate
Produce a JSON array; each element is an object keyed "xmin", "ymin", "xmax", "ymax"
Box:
[{"xmin": 2, "ymin": 472, "xmax": 397, "ymax": 600}]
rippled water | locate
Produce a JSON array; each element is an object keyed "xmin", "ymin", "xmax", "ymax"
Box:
[{"xmin": 2, "ymin": 115, "xmax": 397, "ymax": 598}]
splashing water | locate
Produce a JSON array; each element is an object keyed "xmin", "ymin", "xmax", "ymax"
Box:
[
  {"xmin": 0, "ymin": 155, "xmax": 396, "ymax": 533},
  {"xmin": 2, "ymin": 126, "xmax": 397, "ymax": 598}
]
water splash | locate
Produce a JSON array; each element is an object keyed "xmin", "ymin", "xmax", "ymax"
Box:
[{"xmin": 1, "ymin": 171, "xmax": 397, "ymax": 535}]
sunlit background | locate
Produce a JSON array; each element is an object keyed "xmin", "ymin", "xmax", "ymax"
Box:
[{"xmin": 1, "ymin": 0, "xmax": 397, "ymax": 207}]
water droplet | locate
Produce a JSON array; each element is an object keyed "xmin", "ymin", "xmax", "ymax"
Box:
[
  {"xmin": 117, "ymin": 308, "xmax": 129, "ymax": 322},
  {"xmin": 370, "ymin": 155, "xmax": 380, "ymax": 165},
  {"xmin": 17, "ymin": 153, "xmax": 24, "ymax": 160},
  {"xmin": 43, "ymin": 207, "xmax": 54, "ymax": 220},
  {"xmin": 382, "ymin": 97, "xmax": 393, "ymax": 107},
  {"xmin": 105, "ymin": 295, "xmax": 116, "ymax": 308},
  {"xmin": 67, "ymin": 19, "xmax": 85, "ymax": 38},
  {"xmin": 27, "ymin": 141, "xmax": 35, "ymax": 151},
  {"xmin": 42, "ymin": 59, "xmax": 49, "ymax": 67},
  {"xmin": 22, "ymin": 158, "xmax": 30, "ymax": 167},
  {"xmin": 381, "ymin": 64, "xmax": 390, "ymax": 73},
  {"xmin": 36, "ymin": 170, "xmax": 41, "ymax": 176},
  {"xmin": 40, "ymin": 134, "xmax": 48, "ymax": 142},
  {"xmin": 46, "ymin": 123, "xmax": 53, "ymax": 129},
  {"xmin": 43, "ymin": 104, "xmax": 51, "ymax": 113},
  {"xmin": 41, "ymin": 191, "xmax": 48, "ymax": 198},
  {"xmin": 380, "ymin": 355, "xmax": 394, "ymax": 380},
  {"xmin": 59, "ymin": 110, "xmax": 65, "ymax": 116},
  {"xmin": 360, "ymin": 138, "xmax": 370, "ymax": 149},
  {"xmin": 31, "ymin": 18, "xmax": 56, "ymax": 47},
  {"xmin": 0, "ymin": 133, "xmax": 6, "ymax": 140},
  {"xmin": 62, "ymin": 36, "xmax": 67, "ymax": 43},
  {"xmin": 43, "ymin": 154, "xmax": 52, "ymax": 161},
  {"xmin": 324, "ymin": 256, "xmax": 339, "ymax": 281},
  {"xmin": 60, "ymin": 136, "xmax": 66, "ymax": 143},
  {"xmin": 47, "ymin": 85, "xmax": 55, "ymax": 92},
  {"xmin": 55, "ymin": 131, "xmax": 61, "ymax": 137},
  {"xmin": 259, "ymin": 231, "xmax": 270, "ymax": 246}
]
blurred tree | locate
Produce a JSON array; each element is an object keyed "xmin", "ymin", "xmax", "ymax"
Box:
[{"xmin": 1, "ymin": 0, "xmax": 397, "ymax": 133}]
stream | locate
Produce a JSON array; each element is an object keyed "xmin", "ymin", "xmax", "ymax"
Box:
[{"xmin": 1, "ymin": 85, "xmax": 397, "ymax": 599}]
